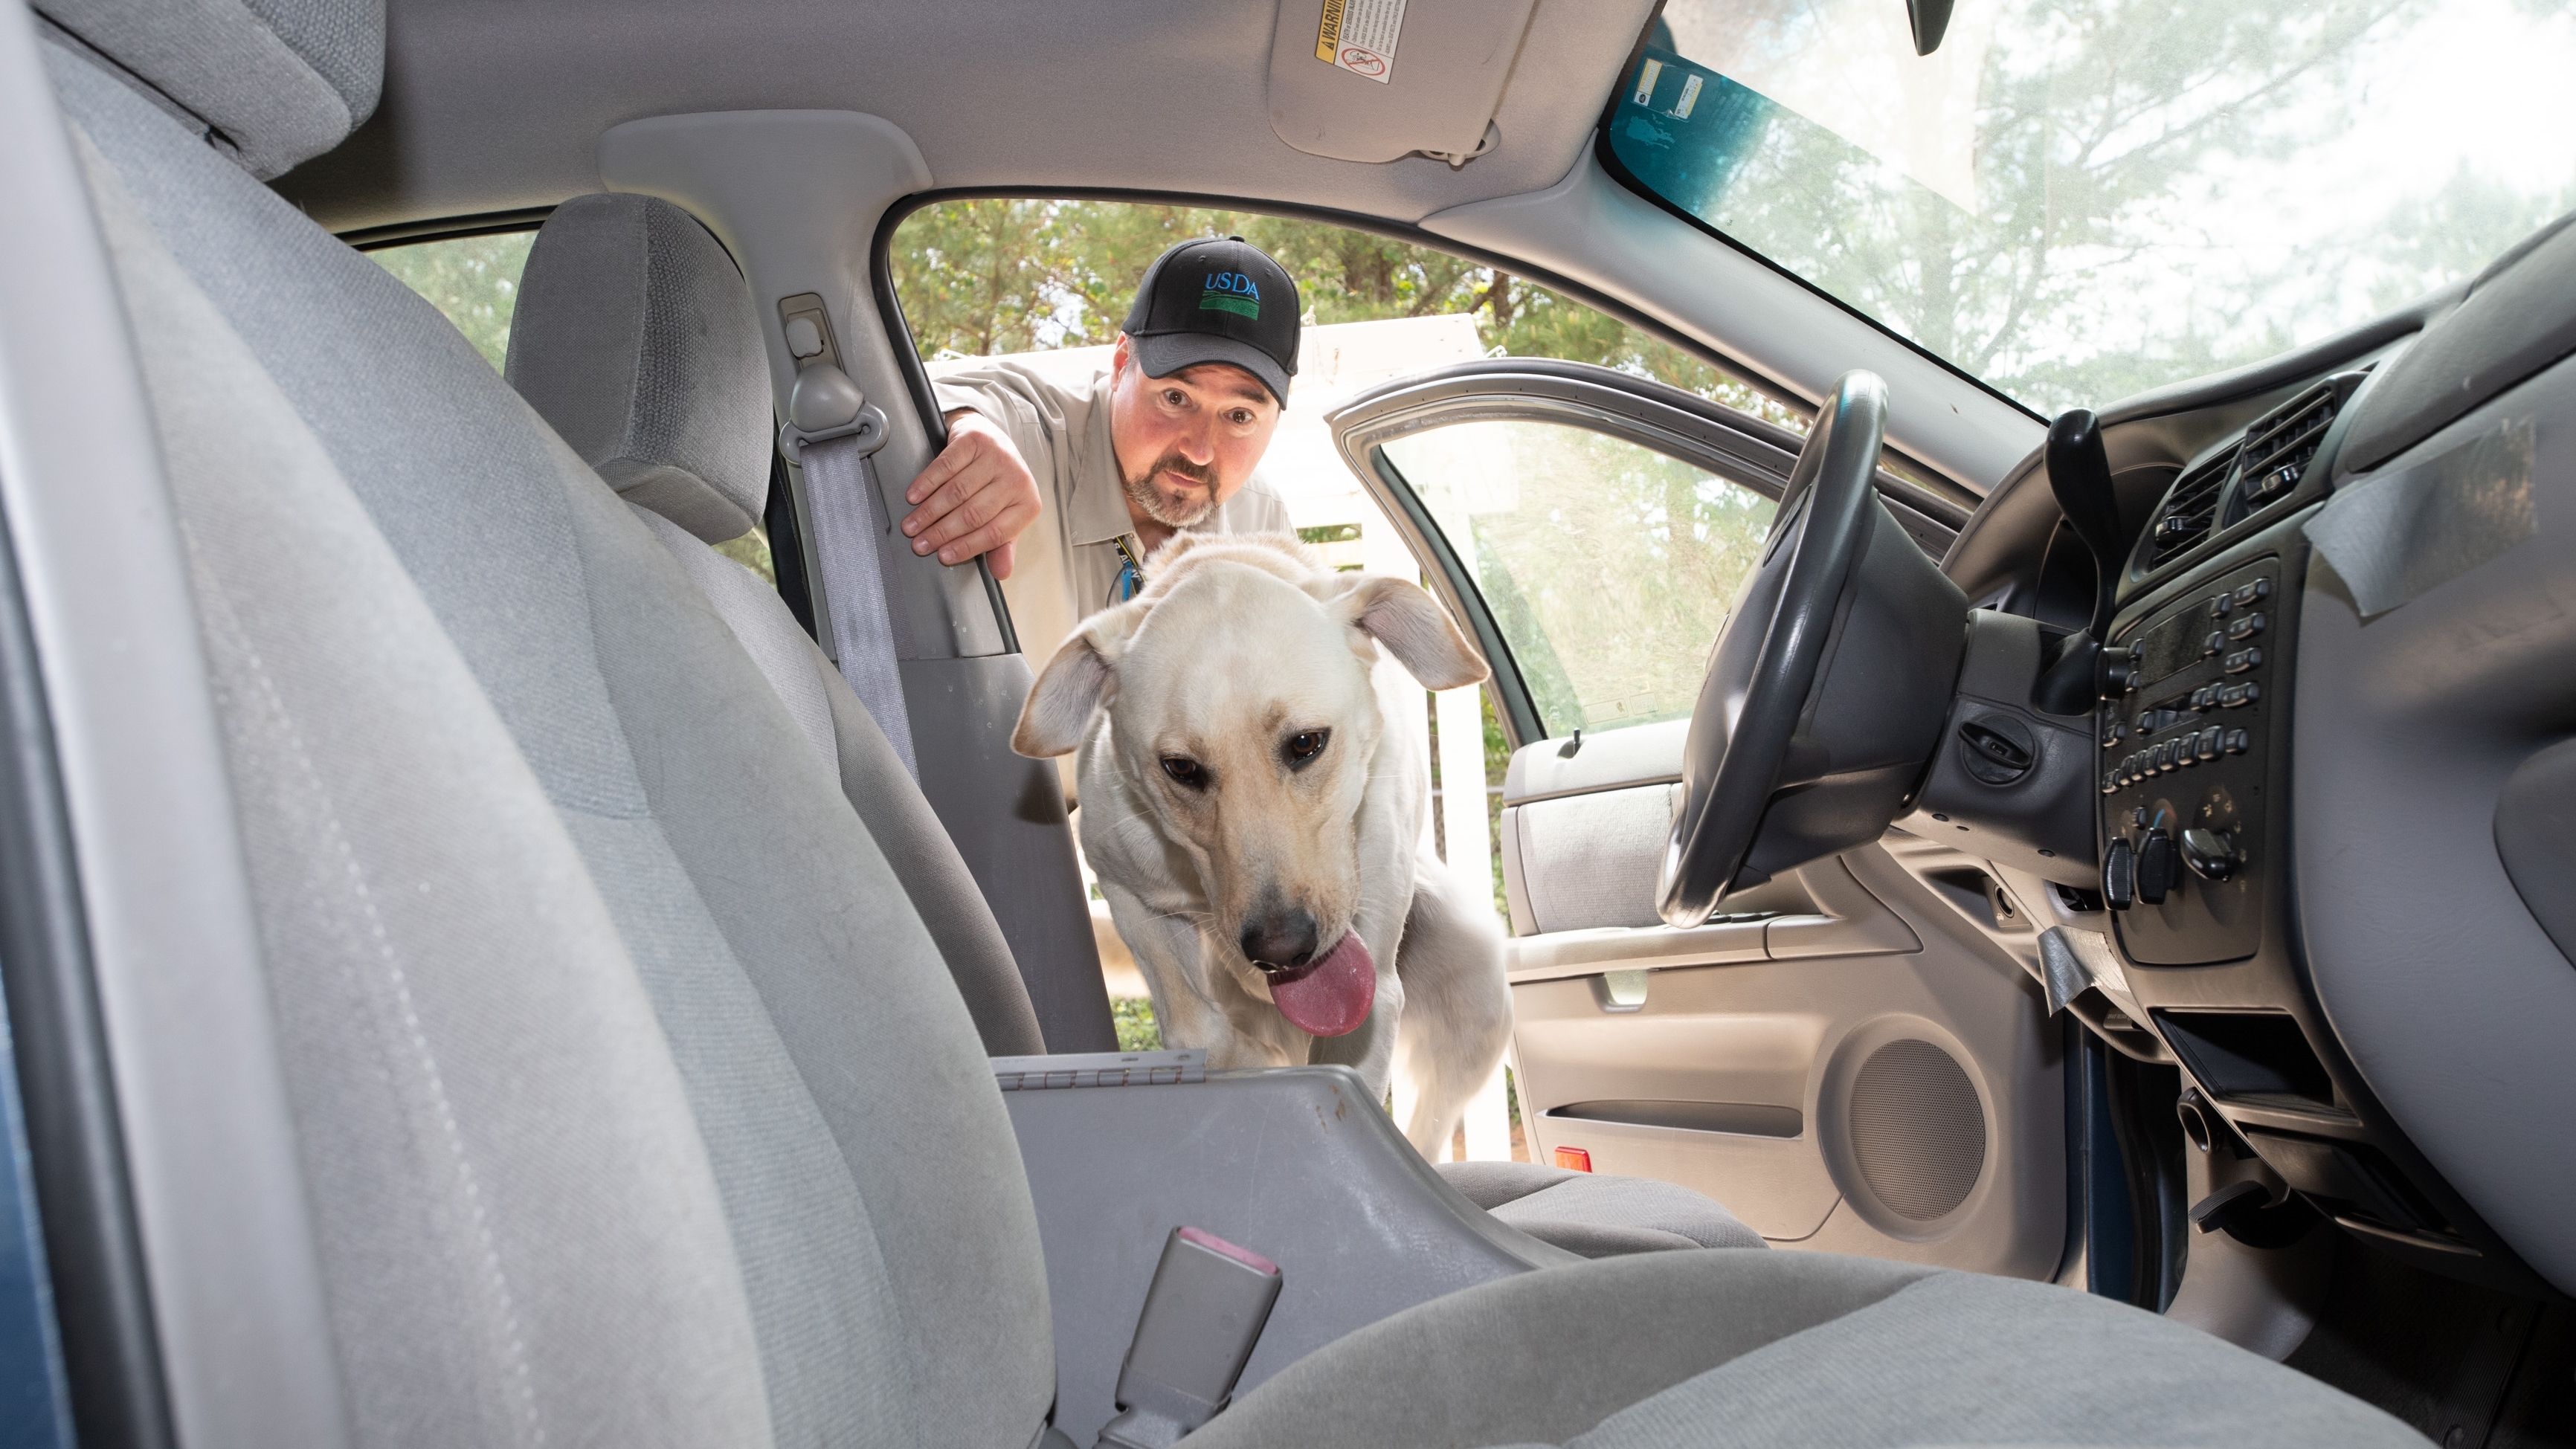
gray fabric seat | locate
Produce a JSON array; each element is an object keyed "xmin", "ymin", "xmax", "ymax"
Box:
[
  {"xmin": 503, "ymin": 190, "xmax": 1046, "ymax": 1058},
  {"xmin": 32, "ymin": 3, "xmax": 2427, "ymax": 1446},
  {"xmin": 500, "ymin": 191, "xmax": 1768, "ymax": 1264},
  {"xmin": 1438, "ymin": 1162, "xmax": 1765, "ymax": 1257}
]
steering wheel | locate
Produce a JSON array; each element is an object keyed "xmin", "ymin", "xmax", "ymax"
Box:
[{"xmin": 1658, "ymin": 370, "xmax": 1965, "ymax": 926}]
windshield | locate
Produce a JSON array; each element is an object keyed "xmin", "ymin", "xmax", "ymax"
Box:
[{"xmin": 1606, "ymin": 0, "xmax": 2576, "ymax": 417}]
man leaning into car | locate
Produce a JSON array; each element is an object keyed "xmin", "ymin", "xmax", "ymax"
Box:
[{"xmin": 897, "ymin": 235, "xmax": 1302, "ymax": 674}]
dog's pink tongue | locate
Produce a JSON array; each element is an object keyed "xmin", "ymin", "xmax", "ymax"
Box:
[{"xmin": 1272, "ymin": 934, "xmax": 1376, "ymax": 1038}]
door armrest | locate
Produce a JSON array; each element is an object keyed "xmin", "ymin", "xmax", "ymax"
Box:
[{"xmin": 998, "ymin": 1053, "xmax": 1574, "ymax": 1445}]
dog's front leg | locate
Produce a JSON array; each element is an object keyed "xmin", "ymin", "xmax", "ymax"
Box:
[
  {"xmin": 1390, "ymin": 852, "xmax": 1511, "ymax": 1158},
  {"xmin": 1101, "ymin": 882, "xmax": 1299, "ymax": 1070}
]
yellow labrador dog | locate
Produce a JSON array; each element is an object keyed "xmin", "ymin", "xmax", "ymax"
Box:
[{"xmin": 1013, "ymin": 533, "xmax": 1511, "ymax": 1155}]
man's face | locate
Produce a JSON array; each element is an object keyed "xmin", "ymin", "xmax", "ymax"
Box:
[{"xmin": 1107, "ymin": 333, "xmax": 1284, "ymax": 530}]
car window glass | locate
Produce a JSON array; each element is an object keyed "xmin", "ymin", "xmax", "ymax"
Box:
[
  {"xmin": 369, "ymin": 229, "xmax": 778, "ymax": 587},
  {"xmin": 1379, "ymin": 421, "xmax": 1775, "ymax": 738},
  {"xmin": 370, "ymin": 231, "xmax": 534, "ymax": 372},
  {"xmin": 1604, "ymin": 1, "xmax": 2576, "ymax": 417}
]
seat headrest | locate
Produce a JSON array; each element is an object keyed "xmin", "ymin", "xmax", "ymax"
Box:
[
  {"xmin": 506, "ymin": 194, "xmax": 772, "ymax": 545},
  {"xmin": 35, "ymin": 0, "xmax": 384, "ymax": 179}
]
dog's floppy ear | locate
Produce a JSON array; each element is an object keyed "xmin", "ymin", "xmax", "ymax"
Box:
[
  {"xmin": 1321, "ymin": 573, "xmax": 1489, "ymax": 691},
  {"xmin": 1011, "ymin": 599, "xmax": 1150, "ymax": 757}
]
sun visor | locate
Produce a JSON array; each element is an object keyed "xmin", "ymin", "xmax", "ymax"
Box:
[{"xmin": 1267, "ymin": 0, "xmax": 1540, "ymax": 164}]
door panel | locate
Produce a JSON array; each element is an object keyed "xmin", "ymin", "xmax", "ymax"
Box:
[
  {"xmin": 1332, "ymin": 361, "xmax": 2060, "ymax": 1279},
  {"xmin": 1506, "ymin": 783, "xmax": 1681, "ymax": 932},
  {"xmin": 1508, "ymin": 838, "xmax": 2064, "ymax": 1276}
]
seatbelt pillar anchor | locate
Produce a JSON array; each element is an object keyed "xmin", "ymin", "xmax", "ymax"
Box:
[{"xmin": 780, "ymin": 361, "xmax": 887, "ymax": 462}]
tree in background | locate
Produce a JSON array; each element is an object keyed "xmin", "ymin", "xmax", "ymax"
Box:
[
  {"xmin": 892, "ymin": 199, "xmax": 1807, "ymax": 432},
  {"xmin": 1638, "ymin": 0, "xmax": 2575, "ymax": 415},
  {"xmin": 370, "ymin": 231, "xmax": 534, "ymax": 371}
]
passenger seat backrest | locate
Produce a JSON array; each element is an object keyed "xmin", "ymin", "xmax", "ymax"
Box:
[
  {"xmin": 506, "ymin": 193, "xmax": 1048, "ymax": 1058},
  {"xmin": 45, "ymin": 14, "xmax": 1057, "ymax": 1446}
]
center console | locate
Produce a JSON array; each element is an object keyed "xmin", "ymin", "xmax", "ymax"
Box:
[
  {"xmin": 2098, "ymin": 558, "xmax": 2282, "ymax": 965},
  {"xmin": 2079, "ymin": 414, "xmax": 2537, "ymax": 1289}
]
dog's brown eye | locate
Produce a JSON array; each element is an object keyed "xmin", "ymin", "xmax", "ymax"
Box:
[
  {"xmin": 1284, "ymin": 729, "xmax": 1330, "ymax": 769},
  {"xmin": 1160, "ymin": 755, "xmax": 1208, "ymax": 790}
]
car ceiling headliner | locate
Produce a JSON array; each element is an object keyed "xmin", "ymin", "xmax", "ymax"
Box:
[{"xmin": 279, "ymin": 0, "xmax": 1660, "ymax": 236}]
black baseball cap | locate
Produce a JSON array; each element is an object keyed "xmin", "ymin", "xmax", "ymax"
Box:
[{"xmin": 1121, "ymin": 236, "xmax": 1301, "ymax": 407}]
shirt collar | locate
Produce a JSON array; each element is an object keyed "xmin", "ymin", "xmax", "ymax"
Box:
[{"xmin": 1068, "ymin": 369, "xmax": 1139, "ymax": 548}]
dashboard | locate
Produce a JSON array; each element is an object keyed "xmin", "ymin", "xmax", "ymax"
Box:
[{"xmin": 1942, "ymin": 216, "xmax": 2576, "ymax": 1300}]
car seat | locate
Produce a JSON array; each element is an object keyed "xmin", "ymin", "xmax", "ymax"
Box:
[{"xmin": 20, "ymin": 1, "xmax": 2425, "ymax": 1444}]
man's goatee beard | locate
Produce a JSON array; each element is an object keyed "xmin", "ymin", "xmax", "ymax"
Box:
[{"xmin": 1124, "ymin": 454, "xmax": 1221, "ymax": 529}]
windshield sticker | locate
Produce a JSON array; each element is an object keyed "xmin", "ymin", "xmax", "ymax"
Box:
[
  {"xmin": 1632, "ymin": 57, "xmax": 1663, "ymax": 106},
  {"xmin": 1672, "ymin": 74, "xmax": 1704, "ymax": 120},
  {"xmin": 1315, "ymin": 0, "xmax": 1404, "ymax": 84}
]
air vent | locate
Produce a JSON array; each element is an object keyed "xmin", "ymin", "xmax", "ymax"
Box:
[
  {"xmin": 2147, "ymin": 448, "xmax": 2235, "ymax": 567},
  {"xmin": 2232, "ymin": 380, "xmax": 2340, "ymax": 517}
]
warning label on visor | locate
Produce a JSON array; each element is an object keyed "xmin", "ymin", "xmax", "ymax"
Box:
[{"xmin": 1316, "ymin": 0, "xmax": 1405, "ymax": 83}]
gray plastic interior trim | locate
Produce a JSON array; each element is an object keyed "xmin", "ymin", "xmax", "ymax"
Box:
[
  {"xmin": 2493, "ymin": 738, "xmax": 2576, "ymax": 969},
  {"xmin": 902, "ymin": 654, "xmax": 1112, "ymax": 1051},
  {"xmin": 2294, "ymin": 350, "xmax": 2576, "ymax": 1297},
  {"xmin": 1501, "ymin": 721, "xmax": 1687, "ymax": 806},
  {"xmin": 1502, "ymin": 853, "xmax": 1917, "ymax": 985},
  {"xmin": 0, "ymin": 11, "xmax": 347, "ymax": 1444},
  {"xmin": 2305, "ymin": 415, "xmax": 2537, "ymax": 619},
  {"xmin": 1005, "ymin": 1065, "xmax": 1573, "ymax": 1446},
  {"xmin": 2160, "ymin": 1122, "xmax": 2331, "ymax": 1361},
  {"xmin": 1504, "ymin": 917, "xmax": 1772, "ymax": 985},
  {"xmin": 1420, "ymin": 151, "xmax": 2043, "ymax": 494},
  {"xmin": 598, "ymin": 109, "xmax": 1005, "ymax": 663},
  {"xmin": 1890, "ymin": 610, "xmax": 2096, "ymax": 888}
]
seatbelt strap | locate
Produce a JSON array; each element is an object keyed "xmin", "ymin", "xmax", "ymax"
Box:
[{"xmin": 783, "ymin": 363, "xmax": 918, "ymax": 778}]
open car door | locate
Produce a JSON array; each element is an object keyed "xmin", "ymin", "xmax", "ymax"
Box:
[{"xmin": 1329, "ymin": 359, "xmax": 2092, "ymax": 1283}]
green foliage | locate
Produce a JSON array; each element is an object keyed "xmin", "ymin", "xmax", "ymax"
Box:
[
  {"xmin": 715, "ymin": 527, "xmax": 778, "ymax": 587},
  {"xmin": 1112, "ymin": 997, "xmax": 1163, "ymax": 1053},
  {"xmin": 1390, "ymin": 422, "xmax": 1772, "ymax": 737},
  {"xmin": 370, "ymin": 231, "xmax": 535, "ymax": 372},
  {"xmin": 891, "ymin": 200, "xmax": 1803, "ymax": 427}
]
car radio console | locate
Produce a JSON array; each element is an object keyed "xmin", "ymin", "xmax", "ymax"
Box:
[{"xmin": 2098, "ymin": 558, "xmax": 2281, "ymax": 966}]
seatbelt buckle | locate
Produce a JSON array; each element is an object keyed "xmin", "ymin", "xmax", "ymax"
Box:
[{"xmin": 1093, "ymin": 1227, "xmax": 1283, "ymax": 1449}]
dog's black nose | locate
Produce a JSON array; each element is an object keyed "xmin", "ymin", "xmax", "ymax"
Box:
[{"xmin": 1239, "ymin": 910, "xmax": 1319, "ymax": 971}]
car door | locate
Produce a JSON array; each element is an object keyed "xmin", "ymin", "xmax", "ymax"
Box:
[{"xmin": 1330, "ymin": 359, "xmax": 2074, "ymax": 1280}]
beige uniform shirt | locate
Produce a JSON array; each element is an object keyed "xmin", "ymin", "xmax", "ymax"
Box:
[{"xmin": 932, "ymin": 362, "xmax": 1292, "ymax": 674}]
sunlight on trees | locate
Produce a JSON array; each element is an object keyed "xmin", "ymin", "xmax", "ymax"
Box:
[
  {"xmin": 890, "ymin": 199, "xmax": 1809, "ymax": 432},
  {"xmin": 1631, "ymin": 0, "xmax": 2576, "ymax": 416},
  {"xmin": 370, "ymin": 232, "xmax": 535, "ymax": 372}
]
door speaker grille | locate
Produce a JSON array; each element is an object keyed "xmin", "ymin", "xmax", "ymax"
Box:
[{"xmin": 1848, "ymin": 1039, "xmax": 1986, "ymax": 1222}]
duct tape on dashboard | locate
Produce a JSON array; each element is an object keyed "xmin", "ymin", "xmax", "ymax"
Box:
[
  {"xmin": 2038, "ymin": 926, "xmax": 2131, "ymax": 1016},
  {"xmin": 2307, "ymin": 416, "xmax": 2537, "ymax": 619}
]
